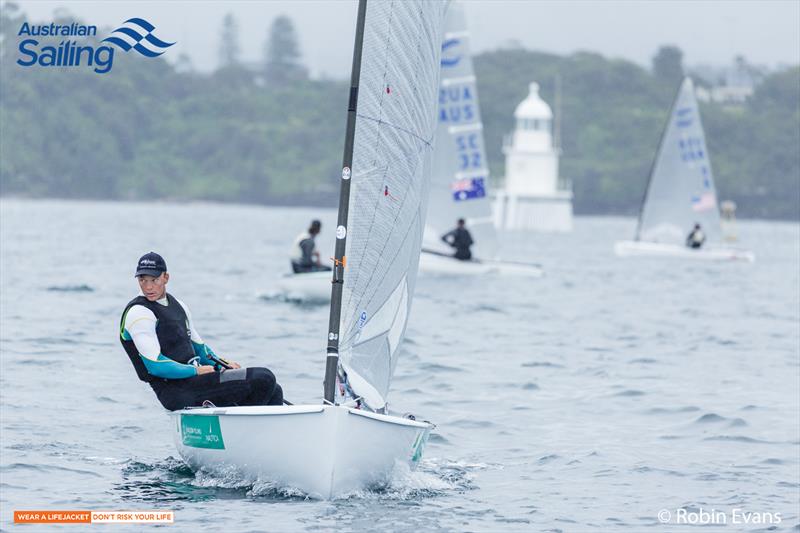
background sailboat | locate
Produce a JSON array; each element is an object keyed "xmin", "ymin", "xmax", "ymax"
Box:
[
  {"xmin": 421, "ymin": 2, "xmax": 542, "ymax": 277},
  {"xmin": 273, "ymin": 270, "xmax": 331, "ymax": 303},
  {"xmin": 169, "ymin": 0, "xmax": 446, "ymax": 498},
  {"xmin": 615, "ymin": 77, "xmax": 755, "ymax": 262}
]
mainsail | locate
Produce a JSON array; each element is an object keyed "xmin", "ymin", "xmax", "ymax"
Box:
[
  {"xmin": 637, "ymin": 77, "xmax": 722, "ymax": 245},
  {"xmin": 425, "ymin": 1, "xmax": 497, "ymax": 258},
  {"xmin": 334, "ymin": 0, "xmax": 447, "ymax": 410}
]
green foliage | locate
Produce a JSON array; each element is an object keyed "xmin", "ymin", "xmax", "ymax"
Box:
[
  {"xmin": 475, "ymin": 49, "xmax": 799, "ymax": 219},
  {"xmin": 0, "ymin": 8, "xmax": 797, "ymax": 219},
  {"xmin": 218, "ymin": 13, "xmax": 241, "ymax": 67},
  {"xmin": 264, "ymin": 15, "xmax": 308, "ymax": 86},
  {"xmin": 702, "ymin": 67, "xmax": 800, "ymax": 219},
  {"xmin": 652, "ymin": 45, "xmax": 684, "ymax": 87}
]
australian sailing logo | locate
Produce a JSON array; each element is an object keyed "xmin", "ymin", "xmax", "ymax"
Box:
[{"xmin": 16, "ymin": 18, "xmax": 175, "ymax": 74}]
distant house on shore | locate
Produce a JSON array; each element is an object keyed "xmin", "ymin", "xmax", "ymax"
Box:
[{"xmin": 694, "ymin": 57, "xmax": 765, "ymax": 106}]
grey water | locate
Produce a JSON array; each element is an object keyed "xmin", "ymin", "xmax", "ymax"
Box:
[{"xmin": 0, "ymin": 199, "xmax": 798, "ymax": 532}]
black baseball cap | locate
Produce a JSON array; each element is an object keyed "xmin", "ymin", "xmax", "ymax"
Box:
[{"xmin": 135, "ymin": 252, "xmax": 167, "ymax": 277}]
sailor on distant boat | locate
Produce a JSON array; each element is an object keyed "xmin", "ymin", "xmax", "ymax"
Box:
[
  {"xmin": 119, "ymin": 252, "xmax": 284, "ymax": 411},
  {"xmin": 441, "ymin": 218, "xmax": 474, "ymax": 261},
  {"xmin": 291, "ymin": 220, "xmax": 331, "ymax": 274},
  {"xmin": 686, "ymin": 223, "xmax": 706, "ymax": 249}
]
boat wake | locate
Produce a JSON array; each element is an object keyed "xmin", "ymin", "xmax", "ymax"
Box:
[
  {"xmin": 332, "ymin": 458, "xmax": 479, "ymax": 501},
  {"xmin": 116, "ymin": 456, "xmax": 478, "ymax": 502}
]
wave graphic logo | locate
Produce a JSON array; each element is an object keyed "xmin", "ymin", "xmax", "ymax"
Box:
[
  {"xmin": 102, "ymin": 18, "xmax": 175, "ymax": 57},
  {"xmin": 441, "ymin": 38, "xmax": 462, "ymax": 68}
]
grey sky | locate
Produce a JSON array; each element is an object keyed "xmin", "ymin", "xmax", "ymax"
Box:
[{"xmin": 13, "ymin": 0, "xmax": 800, "ymax": 77}]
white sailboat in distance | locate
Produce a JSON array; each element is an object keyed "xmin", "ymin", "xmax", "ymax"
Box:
[
  {"xmin": 615, "ymin": 77, "xmax": 754, "ymax": 262},
  {"xmin": 420, "ymin": 2, "xmax": 542, "ymax": 277},
  {"xmin": 169, "ymin": 0, "xmax": 446, "ymax": 498}
]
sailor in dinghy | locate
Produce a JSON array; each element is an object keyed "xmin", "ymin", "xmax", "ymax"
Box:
[
  {"xmin": 418, "ymin": 1, "xmax": 542, "ymax": 277},
  {"xmin": 168, "ymin": 0, "xmax": 443, "ymax": 499},
  {"xmin": 120, "ymin": 252, "xmax": 284, "ymax": 410},
  {"xmin": 274, "ymin": 219, "xmax": 333, "ymax": 302},
  {"xmin": 686, "ymin": 223, "xmax": 706, "ymax": 249},
  {"xmin": 290, "ymin": 219, "xmax": 332, "ymax": 274},
  {"xmin": 441, "ymin": 218, "xmax": 474, "ymax": 260},
  {"xmin": 613, "ymin": 77, "xmax": 755, "ymax": 262}
]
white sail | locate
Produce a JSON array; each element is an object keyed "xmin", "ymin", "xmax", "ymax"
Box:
[
  {"xmin": 338, "ymin": 0, "xmax": 447, "ymax": 410},
  {"xmin": 425, "ymin": 1, "xmax": 497, "ymax": 258},
  {"xmin": 638, "ymin": 77, "xmax": 722, "ymax": 245}
]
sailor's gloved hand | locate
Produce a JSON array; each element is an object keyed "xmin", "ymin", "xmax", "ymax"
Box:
[{"xmin": 210, "ymin": 354, "xmax": 241, "ymax": 370}]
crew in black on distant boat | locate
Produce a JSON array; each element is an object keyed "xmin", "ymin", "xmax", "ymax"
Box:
[
  {"xmin": 441, "ymin": 218, "xmax": 474, "ymax": 261},
  {"xmin": 291, "ymin": 220, "xmax": 332, "ymax": 274},
  {"xmin": 119, "ymin": 252, "xmax": 284, "ymax": 411},
  {"xmin": 686, "ymin": 223, "xmax": 706, "ymax": 249}
]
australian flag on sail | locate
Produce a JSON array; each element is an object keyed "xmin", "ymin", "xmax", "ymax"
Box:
[
  {"xmin": 691, "ymin": 192, "xmax": 716, "ymax": 212},
  {"xmin": 451, "ymin": 177, "xmax": 486, "ymax": 201}
]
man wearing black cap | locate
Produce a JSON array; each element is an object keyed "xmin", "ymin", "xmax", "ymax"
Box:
[
  {"xmin": 119, "ymin": 252, "xmax": 284, "ymax": 410},
  {"xmin": 290, "ymin": 219, "xmax": 331, "ymax": 273}
]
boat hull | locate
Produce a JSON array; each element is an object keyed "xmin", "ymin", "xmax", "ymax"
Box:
[
  {"xmin": 274, "ymin": 271, "xmax": 331, "ymax": 302},
  {"xmin": 419, "ymin": 251, "xmax": 543, "ymax": 277},
  {"xmin": 169, "ymin": 404, "xmax": 432, "ymax": 499},
  {"xmin": 614, "ymin": 240, "xmax": 755, "ymax": 262}
]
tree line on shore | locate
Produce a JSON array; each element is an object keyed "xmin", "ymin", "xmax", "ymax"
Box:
[{"xmin": 1, "ymin": 5, "xmax": 797, "ymax": 219}]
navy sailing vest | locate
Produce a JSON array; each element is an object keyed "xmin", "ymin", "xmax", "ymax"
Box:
[{"xmin": 119, "ymin": 294, "xmax": 195, "ymax": 382}]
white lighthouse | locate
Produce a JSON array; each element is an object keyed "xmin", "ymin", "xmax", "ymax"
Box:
[{"xmin": 494, "ymin": 82, "xmax": 573, "ymax": 232}]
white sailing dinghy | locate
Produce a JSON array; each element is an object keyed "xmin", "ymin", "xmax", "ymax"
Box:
[
  {"xmin": 614, "ymin": 77, "xmax": 755, "ymax": 262},
  {"xmin": 274, "ymin": 270, "xmax": 331, "ymax": 303},
  {"xmin": 272, "ymin": 230, "xmax": 333, "ymax": 303},
  {"xmin": 169, "ymin": 0, "xmax": 445, "ymax": 499},
  {"xmin": 420, "ymin": 2, "xmax": 542, "ymax": 277}
]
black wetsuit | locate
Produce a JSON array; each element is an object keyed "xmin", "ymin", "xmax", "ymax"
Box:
[
  {"xmin": 151, "ymin": 367, "xmax": 283, "ymax": 411},
  {"xmin": 442, "ymin": 227, "xmax": 474, "ymax": 260},
  {"xmin": 120, "ymin": 295, "xmax": 283, "ymax": 410}
]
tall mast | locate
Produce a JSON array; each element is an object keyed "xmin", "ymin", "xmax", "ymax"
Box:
[
  {"xmin": 553, "ymin": 73, "xmax": 562, "ymax": 154},
  {"xmin": 324, "ymin": 0, "xmax": 368, "ymax": 404},
  {"xmin": 634, "ymin": 77, "xmax": 685, "ymax": 241}
]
